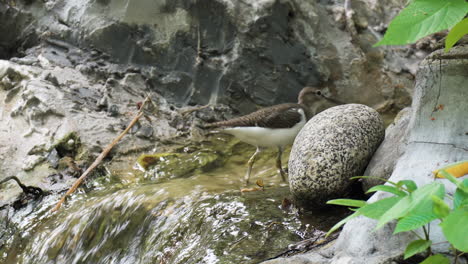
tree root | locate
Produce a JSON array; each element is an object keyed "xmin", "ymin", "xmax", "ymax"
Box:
[
  {"xmin": 0, "ymin": 176, "xmax": 45, "ymax": 197},
  {"xmin": 264, "ymin": 232, "xmax": 338, "ymax": 261}
]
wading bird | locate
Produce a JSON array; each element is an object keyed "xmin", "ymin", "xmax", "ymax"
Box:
[{"xmin": 205, "ymin": 87, "xmax": 343, "ymax": 184}]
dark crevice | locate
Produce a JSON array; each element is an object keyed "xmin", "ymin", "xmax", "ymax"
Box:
[
  {"xmin": 430, "ymin": 59, "xmax": 443, "ymax": 116},
  {"xmin": 410, "ymin": 141, "xmax": 468, "ymax": 152},
  {"xmin": 0, "ymin": 3, "xmax": 39, "ymax": 59}
]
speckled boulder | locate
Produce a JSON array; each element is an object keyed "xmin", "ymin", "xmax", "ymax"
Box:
[{"xmin": 289, "ymin": 104, "xmax": 384, "ymax": 208}]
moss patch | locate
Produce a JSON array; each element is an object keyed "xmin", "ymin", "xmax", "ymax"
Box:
[{"xmin": 51, "ymin": 132, "xmax": 82, "ymax": 158}]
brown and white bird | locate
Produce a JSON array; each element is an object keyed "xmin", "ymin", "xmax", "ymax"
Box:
[{"xmin": 205, "ymin": 87, "xmax": 343, "ymax": 184}]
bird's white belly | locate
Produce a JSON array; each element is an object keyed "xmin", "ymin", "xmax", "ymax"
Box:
[{"xmin": 223, "ymin": 120, "xmax": 306, "ymax": 148}]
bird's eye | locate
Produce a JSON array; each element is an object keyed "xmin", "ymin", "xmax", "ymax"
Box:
[{"xmin": 315, "ymin": 90, "xmax": 322, "ymax": 96}]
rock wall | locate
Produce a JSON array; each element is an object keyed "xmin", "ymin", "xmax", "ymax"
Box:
[
  {"xmin": 1, "ymin": 0, "xmax": 418, "ymax": 115},
  {"xmin": 362, "ymin": 107, "xmax": 411, "ymax": 191},
  {"xmin": 262, "ymin": 45, "xmax": 468, "ymax": 264}
]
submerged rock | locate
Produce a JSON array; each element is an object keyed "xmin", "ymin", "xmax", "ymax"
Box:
[{"xmin": 289, "ymin": 104, "xmax": 384, "ymax": 208}]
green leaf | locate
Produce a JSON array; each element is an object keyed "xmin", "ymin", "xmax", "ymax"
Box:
[
  {"xmin": 375, "ymin": 0, "xmax": 468, "ymax": 46},
  {"xmin": 366, "ymin": 185, "xmax": 407, "ymax": 196},
  {"xmin": 326, "ymin": 199, "xmax": 367, "ymax": 208},
  {"xmin": 394, "ymin": 212, "xmax": 438, "ymax": 234},
  {"xmin": 376, "ymin": 182, "xmax": 445, "ymax": 229},
  {"xmin": 458, "ymin": 198, "xmax": 468, "ymax": 208},
  {"xmin": 454, "ymin": 184, "xmax": 468, "ymax": 209},
  {"xmin": 326, "ymin": 212, "xmax": 360, "ymax": 237},
  {"xmin": 375, "ymin": 194, "xmax": 412, "ymax": 229},
  {"xmin": 394, "ymin": 185, "xmax": 446, "ymax": 233},
  {"xmin": 443, "ymin": 175, "xmax": 468, "ymax": 198},
  {"xmin": 438, "ymin": 169, "xmax": 468, "ymax": 194},
  {"xmin": 431, "ymin": 195, "xmax": 450, "ymax": 219},
  {"xmin": 403, "ymin": 239, "xmax": 432, "ymax": 259},
  {"xmin": 420, "ymin": 254, "xmax": 450, "ymax": 264},
  {"xmin": 445, "ymin": 18, "xmax": 468, "ymax": 52},
  {"xmin": 397, "ymin": 180, "xmax": 418, "ymax": 192},
  {"xmin": 463, "ymin": 178, "xmax": 468, "ymax": 189},
  {"xmin": 440, "ymin": 207, "xmax": 468, "ymax": 252},
  {"xmin": 462, "ymin": 179, "xmax": 468, "ymax": 193},
  {"xmin": 358, "ymin": 196, "xmax": 402, "ymax": 220}
]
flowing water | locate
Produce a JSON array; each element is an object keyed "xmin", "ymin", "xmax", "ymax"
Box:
[{"xmin": 0, "ymin": 136, "xmax": 347, "ymax": 264}]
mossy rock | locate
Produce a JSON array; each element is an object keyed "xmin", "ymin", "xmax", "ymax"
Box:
[
  {"xmin": 136, "ymin": 150, "xmax": 222, "ymax": 178},
  {"xmin": 51, "ymin": 132, "xmax": 82, "ymax": 157},
  {"xmin": 136, "ymin": 136, "xmax": 246, "ymax": 179},
  {"xmin": 136, "ymin": 153, "xmax": 181, "ymax": 170}
]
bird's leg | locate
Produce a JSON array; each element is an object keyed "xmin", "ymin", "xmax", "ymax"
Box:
[
  {"xmin": 245, "ymin": 147, "xmax": 262, "ymax": 185},
  {"xmin": 276, "ymin": 147, "xmax": 287, "ymax": 182}
]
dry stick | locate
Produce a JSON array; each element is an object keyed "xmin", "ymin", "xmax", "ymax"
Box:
[{"xmin": 52, "ymin": 97, "xmax": 149, "ymax": 212}]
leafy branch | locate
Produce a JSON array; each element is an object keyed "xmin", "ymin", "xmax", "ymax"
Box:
[
  {"xmin": 327, "ymin": 168, "xmax": 468, "ymax": 263},
  {"xmin": 374, "ymin": 0, "xmax": 468, "ymax": 52}
]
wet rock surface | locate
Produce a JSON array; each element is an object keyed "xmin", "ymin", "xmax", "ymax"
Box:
[
  {"xmin": 0, "ymin": 54, "xmax": 182, "ymax": 206},
  {"xmin": 289, "ymin": 104, "xmax": 385, "ymax": 208},
  {"xmin": 0, "ymin": 0, "xmax": 418, "ymax": 113}
]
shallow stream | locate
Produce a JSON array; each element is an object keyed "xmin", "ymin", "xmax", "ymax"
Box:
[{"xmin": 0, "ymin": 136, "xmax": 346, "ymax": 264}]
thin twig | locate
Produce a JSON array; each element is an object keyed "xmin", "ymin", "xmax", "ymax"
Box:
[
  {"xmin": 180, "ymin": 104, "xmax": 211, "ymax": 116},
  {"xmin": 51, "ymin": 97, "xmax": 150, "ymax": 212},
  {"xmin": 423, "ymin": 225, "xmax": 432, "ymax": 256},
  {"xmin": 265, "ymin": 232, "xmax": 339, "ymax": 261},
  {"xmin": 431, "ymin": 241, "xmax": 450, "ymax": 246},
  {"xmin": 409, "ymin": 230, "xmax": 424, "ymax": 240}
]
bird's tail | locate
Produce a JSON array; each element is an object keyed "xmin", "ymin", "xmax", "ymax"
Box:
[
  {"xmin": 196, "ymin": 121, "xmax": 227, "ymax": 134},
  {"xmin": 198, "ymin": 120, "xmax": 233, "ymax": 129},
  {"xmin": 196, "ymin": 122, "xmax": 216, "ymax": 129}
]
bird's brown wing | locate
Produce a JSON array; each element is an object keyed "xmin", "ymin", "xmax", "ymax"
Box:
[
  {"xmin": 205, "ymin": 103, "xmax": 304, "ymax": 129},
  {"xmin": 256, "ymin": 105, "xmax": 304, "ymax": 128}
]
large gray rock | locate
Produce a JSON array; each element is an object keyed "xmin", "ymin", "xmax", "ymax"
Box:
[
  {"xmin": 362, "ymin": 107, "xmax": 411, "ymax": 191},
  {"xmin": 264, "ymin": 46, "xmax": 468, "ymax": 264},
  {"xmin": 289, "ymin": 104, "xmax": 384, "ymax": 208},
  {"xmin": 325, "ymin": 46, "xmax": 468, "ymax": 264}
]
